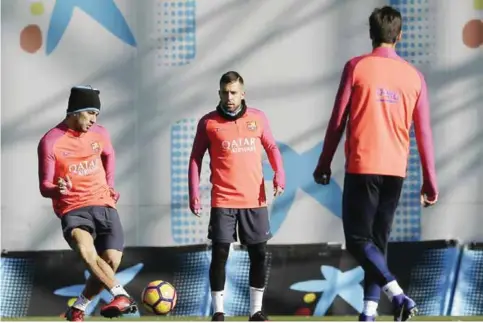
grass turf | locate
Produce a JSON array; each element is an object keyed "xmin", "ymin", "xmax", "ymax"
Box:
[{"xmin": 2, "ymin": 316, "xmax": 483, "ymax": 321}]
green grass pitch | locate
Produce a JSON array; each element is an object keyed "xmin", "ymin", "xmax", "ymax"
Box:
[{"xmin": 3, "ymin": 316, "xmax": 483, "ymax": 321}]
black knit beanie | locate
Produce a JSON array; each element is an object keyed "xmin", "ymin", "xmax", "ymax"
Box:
[{"xmin": 66, "ymin": 85, "xmax": 101, "ymax": 115}]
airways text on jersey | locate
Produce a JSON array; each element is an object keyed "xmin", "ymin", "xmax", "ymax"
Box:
[
  {"xmin": 67, "ymin": 158, "xmax": 101, "ymax": 176},
  {"xmin": 221, "ymin": 137, "xmax": 257, "ymax": 153}
]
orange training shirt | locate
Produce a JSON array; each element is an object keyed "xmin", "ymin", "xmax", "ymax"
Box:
[
  {"xmin": 38, "ymin": 123, "xmax": 116, "ymax": 216},
  {"xmin": 317, "ymin": 47, "xmax": 437, "ymax": 197},
  {"xmin": 188, "ymin": 107, "xmax": 285, "ymax": 209}
]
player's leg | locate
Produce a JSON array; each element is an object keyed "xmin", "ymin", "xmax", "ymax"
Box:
[
  {"xmin": 362, "ymin": 177, "xmax": 401, "ymax": 320},
  {"xmin": 74, "ymin": 249, "xmax": 125, "ymax": 315},
  {"xmin": 208, "ymin": 208, "xmax": 237, "ymax": 321},
  {"xmin": 361, "ymin": 205, "xmax": 393, "ymax": 320},
  {"xmin": 61, "ymin": 207, "xmax": 123, "ymax": 321},
  {"xmin": 65, "ymin": 228, "xmax": 119, "ymax": 321},
  {"xmin": 82, "ymin": 249, "xmax": 123, "ymax": 299},
  {"xmin": 342, "ymin": 174, "xmax": 399, "ymax": 321},
  {"xmin": 376, "ymin": 176, "xmax": 417, "ymax": 321},
  {"xmin": 361, "ymin": 211, "xmax": 391, "ymax": 321},
  {"xmin": 342, "ymin": 173, "xmax": 378, "ymax": 322},
  {"xmin": 237, "ymin": 207, "xmax": 271, "ymax": 322},
  {"xmin": 82, "ymin": 206, "xmax": 136, "ymax": 318}
]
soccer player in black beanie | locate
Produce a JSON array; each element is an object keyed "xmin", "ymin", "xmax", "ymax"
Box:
[
  {"xmin": 64, "ymin": 85, "xmax": 101, "ymax": 132},
  {"xmin": 37, "ymin": 85, "xmax": 137, "ymax": 321}
]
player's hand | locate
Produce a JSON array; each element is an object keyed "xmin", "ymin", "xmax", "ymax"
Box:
[
  {"xmin": 313, "ymin": 167, "xmax": 331, "ymax": 185},
  {"xmin": 110, "ymin": 187, "xmax": 120, "ymax": 202},
  {"xmin": 273, "ymin": 186, "xmax": 284, "ymax": 197},
  {"xmin": 421, "ymin": 192, "xmax": 438, "ymax": 207},
  {"xmin": 57, "ymin": 176, "xmax": 72, "ymax": 195},
  {"xmin": 190, "ymin": 198, "xmax": 202, "ymax": 217},
  {"xmin": 420, "ymin": 182, "xmax": 438, "ymax": 207}
]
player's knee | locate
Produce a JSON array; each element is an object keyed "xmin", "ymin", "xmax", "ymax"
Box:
[
  {"xmin": 211, "ymin": 243, "xmax": 230, "ymax": 266},
  {"xmin": 247, "ymin": 242, "xmax": 266, "ymax": 265},
  {"xmin": 70, "ymin": 228, "xmax": 98, "ymax": 265},
  {"xmin": 100, "ymin": 250, "xmax": 122, "ymax": 271},
  {"xmin": 345, "ymin": 237, "xmax": 371, "ymax": 260},
  {"xmin": 77, "ymin": 244, "xmax": 98, "ymax": 266}
]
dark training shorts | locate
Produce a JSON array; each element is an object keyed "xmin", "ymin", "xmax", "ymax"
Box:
[
  {"xmin": 61, "ymin": 205, "xmax": 125, "ymax": 253},
  {"xmin": 342, "ymin": 173, "xmax": 404, "ymax": 254},
  {"xmin": 208, "ymin": 207, "xmax": 272, "ymax": 245}
]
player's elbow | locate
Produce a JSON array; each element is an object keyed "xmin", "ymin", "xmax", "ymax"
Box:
[
  {"xmin": 264, "ymin": 146, "xmax": 279, "ymax": 159},
  {"xmin": 190, "ymin": 153, "xmax": 203, "ymax": 163},
  {"xmin": 39, "ymin": 185, "xmax": 49, "ymax": 198},
  {"xmin": 188, "ymin": 156, "xmax": 203, "ymax": 172},
  {"xmin": 39, "ymin": 182, "xmax": 55, "ymax": 198}
]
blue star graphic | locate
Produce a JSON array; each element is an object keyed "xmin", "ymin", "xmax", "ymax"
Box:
[
  {"xmin": 290, "ymin": 265, "xmax": 364, "ymax": 316},
  {"xmin": 263, "ymin": 141, "xmax": 343, "ymax": 235},
  {"xmin": 53, "ymin": 263, "xmax": 143, "ymax": 317},
  {"xmin": 46, "ymin": 0, "xmax": 137, "ymax": 55}
]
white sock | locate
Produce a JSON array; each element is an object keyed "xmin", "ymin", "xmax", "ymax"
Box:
[
  {"xmin": 249, "ymin": 287, "xmax": 264, "ymax": 316},
  {"xmin": 110, "ymin": 284, "xmax": 129, "ymax": 297},
  {"xmin": 362, "ymin": 300, "xmax": 378, "ymax": 316},
  {"xmin": 382, "ymin": 280, "xmax": 404, "ymax": 300},
  {"xmin": 72, "ymin": 294, "xmax": 91, "ymax": 311},
  {"xmin": 211, "ymin": 291, "xmax": 224, "ymax": 313}
]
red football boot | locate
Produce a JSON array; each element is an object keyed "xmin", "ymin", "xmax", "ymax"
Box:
[
  {"xmin": 64, "ymin": 307, "xmax": 85, "ymax": 322},
  {"xmin": 100, "ymin": 295, "xmax": 137, "ymax": 318}
]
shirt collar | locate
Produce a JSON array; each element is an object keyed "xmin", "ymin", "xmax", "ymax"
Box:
[{"xmin": 372, "ymin": 46, "xmax": 399, "ymax": 58}]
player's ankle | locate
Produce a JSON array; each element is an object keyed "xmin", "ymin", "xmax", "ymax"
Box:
[
  {"xmin": 249, "ymin": 286, "xmax": 264, "ymax": 316},
  {"xmin": 382, "ymin": 280, "xmax": 403, "ymax": 301},
  {"xmin": 362, "ymin": 300, "xmax": 378, "ymax": 316},
  {"xmin": 211, "ymin": 290, "xmax": 224, "ymax": 313},
  {"xmin": 72, "ymin": 294, "xmax": 91, "ymax": 311},
  {"xmin": 110, "ymin": 284, "xmax": 129, "ymax": 297}
]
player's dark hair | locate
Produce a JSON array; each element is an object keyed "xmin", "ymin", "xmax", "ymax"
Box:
[
  {"xmin": 219, "ymin": 71, "xmax": 244, "ymax": 87},
  {"xmin": 369, "ymin": 6, "xmax": 402, "ymax": 46}
]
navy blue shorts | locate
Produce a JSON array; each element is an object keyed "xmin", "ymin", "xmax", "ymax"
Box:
[
  {"xmin": 342, "ymin": 173, "xmax": 404, "ymax": 253},
  {"xmin": 61, "ymin": 205, "xmax": 124, "ymax": 253},
  {"xmin": 208, "ymin": 207, "xmax": 272, "ymax": 245}
]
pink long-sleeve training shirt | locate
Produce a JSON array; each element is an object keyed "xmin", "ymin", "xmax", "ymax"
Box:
[
  {"xmin": 38, "ymin": 123, "xmax": 117, "ymax": 216},
  {"xmin": 317, "ymin": 47, "xmax": 438, "ymax": 198},
  {"xmin": 188, "ymin": 107, "xmax": 285, "ymax": 208}
]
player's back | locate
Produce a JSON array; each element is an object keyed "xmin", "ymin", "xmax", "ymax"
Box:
[{"xmin": 345, "ymin": 47, "xmax": 423, "ymax": 177}]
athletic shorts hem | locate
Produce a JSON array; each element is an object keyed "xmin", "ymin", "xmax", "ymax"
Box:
[
  {"xmin": 208, "ymin": 237, "xmax": 237, "ymax": 244},
  {"xmin": 97, "ymin": 245, "xmax": 124, "ymax": 253},
  {"xmin": 241, "ymin": 235, "xmax": 272, "ymax": 246},
  {"xmin": 211, "ymin": 204, "xmax": 268, "ymax": 209}
]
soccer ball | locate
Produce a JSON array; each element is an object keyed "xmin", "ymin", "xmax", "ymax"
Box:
[{"xmin": 141, "ymin": 280, "xmax": 177, "ymax": 315}]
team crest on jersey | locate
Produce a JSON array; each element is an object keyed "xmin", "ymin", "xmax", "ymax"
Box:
[
  {"xmin": 91, "ymin": 141, "xmax": 100, "ymax": 153},
  {"xmin": 246, "ymin": 121, "xmax": 257, "ymax": 131}
]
